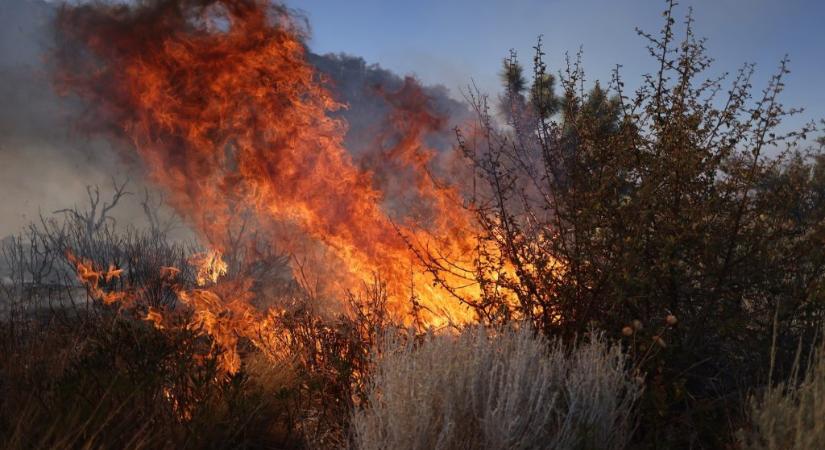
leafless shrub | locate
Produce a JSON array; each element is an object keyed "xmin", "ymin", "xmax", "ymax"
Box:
[
  {"xmin": 0, "ymin": 181, "xmax": 303, "ymax": 448},
  {"xmin": 0, "ymin": 180, "xmax": 406, "ymax": 449}
]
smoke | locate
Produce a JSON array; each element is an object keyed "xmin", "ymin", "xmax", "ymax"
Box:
[
  {"xmin": 310, "ymin": 52, "xmax": 472, "ymax": 220},
  {"xmin": 310, "ymin": 52, "xmax": 470, "ymax": 157},
  {"xmin": 0, "ymin": 0, "xmax": 469, "ymax": 239},
  {"xmin": 0, "ymin": 0, "xmax": 157, "ymax": 238}
]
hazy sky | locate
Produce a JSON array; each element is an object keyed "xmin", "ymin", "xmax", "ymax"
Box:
[{"xmin": 295, "ymin": 0, "xmax": 824, "ymax": 130}]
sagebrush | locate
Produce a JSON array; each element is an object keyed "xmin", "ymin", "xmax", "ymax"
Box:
[{"xmin": 352, "ymin": 325, "xmax": 642, "ymax": 450}]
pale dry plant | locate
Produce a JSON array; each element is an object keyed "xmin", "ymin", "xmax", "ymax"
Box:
[
  {"xmin": 744, "ymin": 333, "xmax": 825, "ymax": 450},
  {"xmin": 351, "ymin": 325, "xmax": 642, "ymax": 450}
]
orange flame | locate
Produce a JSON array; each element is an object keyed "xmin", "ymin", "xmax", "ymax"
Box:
[
  {"xmin": 55, "ymin": 0, "xmax": 486, "ymax": 327},
  {"xmin": 68, "ymin": 251, "xmax": 287, "ymax": 376},
  {"xmin": 189, "ymin": 250, "xmax": 229, "ymax": 286}
]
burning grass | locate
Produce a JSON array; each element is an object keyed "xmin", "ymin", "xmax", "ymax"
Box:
[
  {"xmin": 0, "ymin": 214, "xmax": 635, "ymax": 449},
  {"xmin": 0, "ymin": 215, "xmax": 383, "ymax": 448}
]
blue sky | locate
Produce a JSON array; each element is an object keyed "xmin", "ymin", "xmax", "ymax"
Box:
[{"xmin": 294, "ymin": 0, "xmax": 824, "ymax": 131}]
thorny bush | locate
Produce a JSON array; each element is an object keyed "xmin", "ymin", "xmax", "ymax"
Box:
[{"xmin": 417, "ymin": 1, "xmax": 825, "ymax": 447}]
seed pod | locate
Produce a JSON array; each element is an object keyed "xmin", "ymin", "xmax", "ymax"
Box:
[{"xmin": 653, "ymin": 335, "xmax": 667, "ymax": 348}]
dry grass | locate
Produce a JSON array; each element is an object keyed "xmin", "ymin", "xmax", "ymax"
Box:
[
  {"xmin": 352, "ymin": 325, "xmax": 642, "ymax": 450},
  {"xmin": 743, "ymin": 335, "xmax": 825, "ymax": 450}
]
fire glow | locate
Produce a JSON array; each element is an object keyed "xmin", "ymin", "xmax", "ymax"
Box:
[{"xmin": 55, "ymin": 0, "xmax": 495, "ymax": 338}]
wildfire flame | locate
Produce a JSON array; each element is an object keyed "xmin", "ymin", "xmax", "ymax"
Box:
[
  {"xmin": 190, "ymin": 250, "xmax": 228, "ymax": 286},
  {"xmin": 55, "ymin": 0, "xmax": 487, "ymax": 329},
  {"xmin": 68, "ymin": 251, "xmax": 287, "ymax": 375}
]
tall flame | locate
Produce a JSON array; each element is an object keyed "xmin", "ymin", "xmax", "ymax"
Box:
[{"xmin": 55, "ymin": 0, "xmax": 482, "ymax": 326}]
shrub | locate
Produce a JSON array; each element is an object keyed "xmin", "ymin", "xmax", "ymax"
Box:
[
  {"xmin": 417, "ymin": 1, "xmax": 824, "ymax": 445},
  {"xmin": 0, "ymin": 308, "xmax": 303, "ymax": 449},
  {"xmin": 352, "ymin": 325, "xmax": 641, "ymax": 450}
]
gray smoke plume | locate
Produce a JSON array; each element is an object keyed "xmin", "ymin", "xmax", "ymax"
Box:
[{"xmin": 310, "ymin": 52, "xmax": 470, "ymax": 157}]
